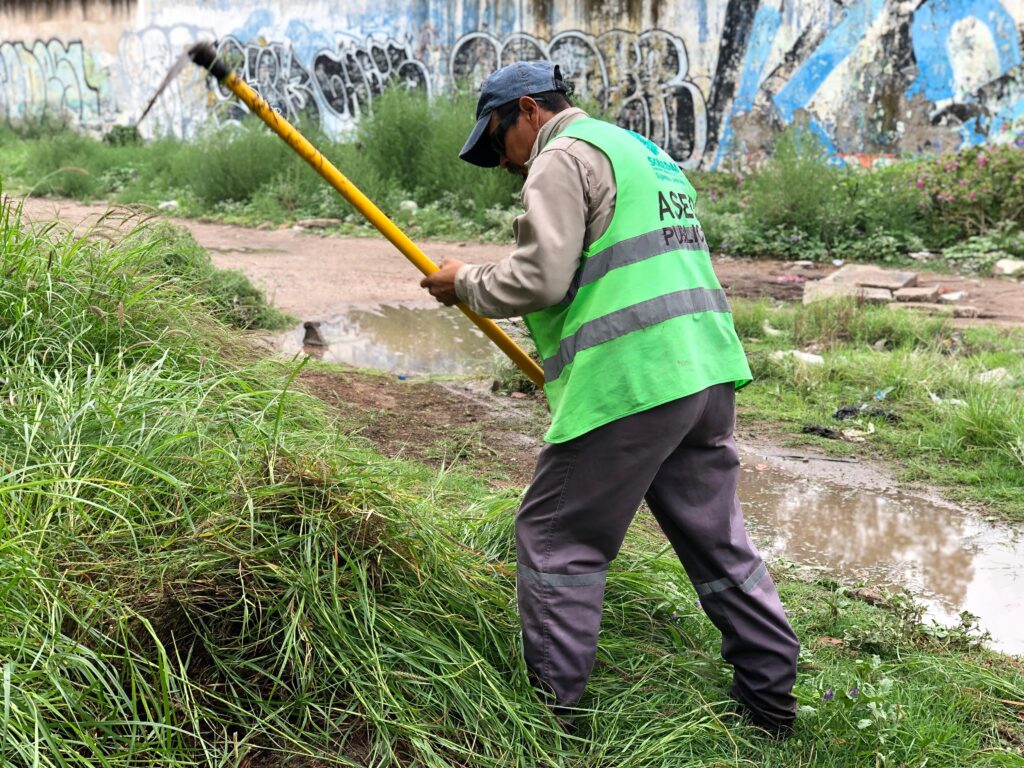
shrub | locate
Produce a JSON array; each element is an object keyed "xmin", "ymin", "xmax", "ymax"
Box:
[{"xmin": 914, "ymin": 143, "xmax": 1024, "ymax": 239}]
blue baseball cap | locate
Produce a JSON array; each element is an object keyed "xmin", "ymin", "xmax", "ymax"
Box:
[{"xmin": 459, "ymin": 60, "xmax": 568, "ymax": 167}]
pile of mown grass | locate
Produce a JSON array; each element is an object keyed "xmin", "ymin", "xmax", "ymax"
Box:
[{"xmin": 1, "ymin": 195, "xmax": 1023, "ymax": 766}]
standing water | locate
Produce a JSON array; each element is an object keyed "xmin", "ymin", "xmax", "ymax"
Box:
[{"xmin": 739, "ymin": 464, "xmax": 1024, "ymax": 654}]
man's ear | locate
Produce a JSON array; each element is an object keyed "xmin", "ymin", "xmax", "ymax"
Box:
[{"xmin": 519, "ymin": 95, "xmax": 541, "ymax": 126}]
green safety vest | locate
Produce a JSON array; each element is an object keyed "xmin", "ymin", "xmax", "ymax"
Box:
[{"xmin": 524, "ymin": 117, "xmax": 752, "ymax": 443}]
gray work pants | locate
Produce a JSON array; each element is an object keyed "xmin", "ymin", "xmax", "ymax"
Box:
[{"xmin": 515, "ymin": 383, "xmax": 799, "ymax": 727}]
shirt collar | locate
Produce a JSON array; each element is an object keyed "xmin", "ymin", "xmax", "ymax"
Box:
[{"xmin": 525, "ymin": 107, "xmax": 590, "ymax": 168}]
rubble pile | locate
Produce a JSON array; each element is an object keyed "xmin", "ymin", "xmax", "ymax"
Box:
[{"xmin": 802, "ymin": 265, "xmax": 983, "ymax": 318}]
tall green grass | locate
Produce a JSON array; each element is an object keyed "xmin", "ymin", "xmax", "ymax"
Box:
[{"xmin": 2, "ymin": 184, "xmax": 1024, "ymax": 765}]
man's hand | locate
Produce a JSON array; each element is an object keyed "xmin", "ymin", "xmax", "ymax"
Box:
[{"xmin": 420, "ymin": 258, "xmax": 465, "ymax": 306}]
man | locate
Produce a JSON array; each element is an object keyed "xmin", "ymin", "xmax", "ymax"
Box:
[{"xmin": 420, "ymin": 60, "xmax": 800, "ymax": 736}]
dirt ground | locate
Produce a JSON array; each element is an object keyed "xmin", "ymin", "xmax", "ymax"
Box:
[{"xmin": 18, "ymin": 196, "xmax": 1024, "ymax": 324}]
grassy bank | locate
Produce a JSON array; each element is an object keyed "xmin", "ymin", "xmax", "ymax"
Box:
[
  {"xmin": 2, "ymin": 156, "xmax": 1024, "ymax": 766},
  {"xmin": 3, "ymin": 92, "xmax": 1023, "ymax": 268},
  {"xmin": 730, "ymin": 297, "xmax": 1024, "ymax": 519}
]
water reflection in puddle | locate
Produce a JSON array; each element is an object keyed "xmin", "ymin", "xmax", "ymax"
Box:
[
  {"xmin": 739, "ymin": 464, "xmax": 1024, "ymax": 654},
  {"xmin": 278, "ymin": 305, "xmax": 498, "ymax": 374}
]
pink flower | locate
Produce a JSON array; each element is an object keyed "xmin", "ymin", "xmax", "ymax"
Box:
[
  {"xmin": 977, "ymin": 154, "xmax": 988, "ymax": 167},
  {"xmin": 959, "ymin": 179, "xmax": 968, "ymax": 186},
  {"xmin": 917, "ymin": 179, "xmax": 925, "ymax": 189}
]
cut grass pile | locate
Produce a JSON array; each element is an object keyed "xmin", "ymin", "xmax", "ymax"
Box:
[
  {"xmin": 1, "ymin": 196, "xmax": 1023, "ymax": 765},
  {"xmin": 732, "ymin": 297, "xmax": 1024, "ymax": 519}
]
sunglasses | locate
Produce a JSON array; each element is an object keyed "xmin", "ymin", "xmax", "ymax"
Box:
[{"xmin": 489, "ymin": 109, "xmax": 520, "ymax": 156}]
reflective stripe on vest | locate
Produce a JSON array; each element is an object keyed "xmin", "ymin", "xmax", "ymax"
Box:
[{"xmin": 543, "ymin": 286, "xmax": 730, "ymax": 382}]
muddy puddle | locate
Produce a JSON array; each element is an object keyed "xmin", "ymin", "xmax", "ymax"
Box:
[
  {"xmin": 277, "ymin": 305, "xmax": 497, "ymax": 374},
  {"xmin": 738, "ymin": 463, "xmax": 1023, "ymax": 654}
]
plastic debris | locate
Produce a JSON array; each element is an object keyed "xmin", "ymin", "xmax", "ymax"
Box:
[
  {"xmin": 831, "ymin": 259, "xmax": 845, "ymax": 266},
  {"xmin": 399, "ymin": 200, "xmax": 419, "ymax": 214},
  {"xmin": 157, "ymin": 200, "xmax": 179, "ymax": 210},
  {"xmin": 975, "ymin": 367, "xmax": 1011, "ymax": 385},
  {"xmin": 762, "ymin": 320, "xmax": 783, "ymax": 337},
  {"xmin": 771, "ymin": 349, "xmax": 825, "ymax": 365},
  {"xmin": 873, "ymin": 386, "xmax": 894, "ymax": 400},
  {"xmin": 939, "ymin": 291, "xmax": 964, "ymax": 302}
]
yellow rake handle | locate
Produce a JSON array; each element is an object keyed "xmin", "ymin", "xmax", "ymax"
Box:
[{"xmin": 190, "ymin": 44, "xmax": 544, "ymax": 388}]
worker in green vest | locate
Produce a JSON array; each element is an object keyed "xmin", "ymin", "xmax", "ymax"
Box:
[{"xmin": 421, "ymin": 60, "xmax": 800, "ymax": 737}]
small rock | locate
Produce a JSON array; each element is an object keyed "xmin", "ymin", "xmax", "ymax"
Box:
[
  {"xmin": 953, "ymin": 305, "xmax": 981, "ymax": 318},
  {"xmin": 157, "ymin": 199, "xmax": 179, "ymax": 211},
  {"xmin": 848, "ymin": 588, "xmax": 885, "ymax": 605},
  {"xmin": 894, "ymin": 285, "xmax": 940, "ymax": 302},
  {"xmin": 302, "ymin": 321, "xmax": 328, "ymax": 346},
  {"xmin": 993, "ymin": 258, "xmax": 1024, "ymax": 277},
  {"xmin": 510, "ymin": 391, "xmax": 527, "ymax": 399},
  {"xmin": 976, "ymin": 367, "xmax": 1011, "ymax": 385},
  {"xmin": 296, "ymin": 217, "xmax": 342, "ymax": 229},
  {"xmin": 872, "ymin": 338, "xmax": 888, "ymax": 350}
]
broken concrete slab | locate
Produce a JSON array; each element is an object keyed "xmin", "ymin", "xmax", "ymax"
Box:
[
  {"xmin": 803, "ymin": 280, "xmax": 893, "ymax": 304},
  {"xmin": 803, "ymin": 264, "xmax": 917, "ymax": 304},
  {"xmin": 953, "ymin": 305, "xmax": 982, "ymax": 318},
  {"xmin": 894, "ymin": 285, "xmax": 940, "ymax": 302},
  {"xmin": 993, "ymin": 258, "xmax": 1024, "ymax": 277},
  {"xmin": 825, "ymin": 264, "xmax": 918, "ymax": 290}
]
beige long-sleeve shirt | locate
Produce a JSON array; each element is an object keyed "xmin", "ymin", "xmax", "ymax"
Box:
[{"xmin": 454, "ymin": 108, "xmax": 616, "ymax": 318}]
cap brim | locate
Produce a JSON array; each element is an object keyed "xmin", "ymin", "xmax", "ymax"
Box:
[{"xmin": 459, "ymin": 112, "xmax": 500, "ymax": 167}]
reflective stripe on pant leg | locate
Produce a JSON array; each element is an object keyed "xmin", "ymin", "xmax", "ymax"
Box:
[{"xmin": 516, "ymin": 562, "xmax": 607, "ymax": 706}]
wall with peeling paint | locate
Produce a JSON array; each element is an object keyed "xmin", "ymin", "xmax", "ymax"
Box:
[{"xmin": 2, "ymin": 0, "xmax": 1023, "ymax": 168}]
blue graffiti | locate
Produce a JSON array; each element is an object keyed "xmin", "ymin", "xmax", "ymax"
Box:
[
  {"xmin": 714, "ymin": 4, "xmax": 781, "ymax": 163},
  {"xmin": 772, "ymin": 0, "xmax": 887, "ymax": 123},
  {"xmin": 909, "ymin": 0, "xmax": 1021, "ymax": 102}
]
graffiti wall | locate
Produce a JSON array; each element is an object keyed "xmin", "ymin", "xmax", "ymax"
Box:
[{"xmin": 1, "ymin": 0, "xmax": 1022, "ymax": 168}]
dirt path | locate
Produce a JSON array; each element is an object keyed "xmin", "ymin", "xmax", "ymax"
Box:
[{"xmin": 18, "ymin": 196, "xmax": 1024, "ymax": 325}]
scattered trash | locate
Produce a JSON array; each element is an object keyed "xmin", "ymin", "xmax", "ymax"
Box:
[
  {"xmin": 976, "ymin": 367, "xmax": 1011, "ymax": 385},
  {"xmin": 939, "ymin": 291, "xmax": 964, "ymax": 302},
  {"xmin": 873, "ymin": 386, "xmax": 894, "ymax": 400},
  {"xmin": 397, "ymin": 374, "xmax": 408, "ymax": 381},
  {"xmin": 771, "ymin": 350, "xmax": 825, "ymax": 365},
  {"xmin": 762, "ymin": 320, "xmax": 783, "ymax": 337},
  {"xmin": 926, "ymin": 388, "xmax": 967, "ymax": 406},
  {"xmin": 510, "ymin": 391, "xmax": 527, "ymax": 399},
  {"xmin": 834, "ymin": 404, "xmax": 900, "ymax": 423},
  {"xmin": 790, "ymin": 260, "xmax": 816, "ymax": 269},
  {"xmin": 776, "ymin": 274, "xmax": 808, "ymax": 284},
  {"xmin": 831, "ymin": 259, "xmax": 845, "ymax": 267},
  {"xmin": 872, "ymin": 339, "xmax": 888, "ymax": 351},
  {"xmin": 399, "ymin": 200, "xmax": 419, "ymax": 214},
  {"xmin": 157, "ymin": 199, "xmax": 179, "ymax": 211},
  {"xmin": 841, "ymin": 423, "xmax": 875, "ymax": 442},
  {"xmin": 802, "ymin": 424, "xmax": 842, "ymax": 439},
  {"xmin": 907, "ymin": 251, "xmax": 933, "ymax": 262}
]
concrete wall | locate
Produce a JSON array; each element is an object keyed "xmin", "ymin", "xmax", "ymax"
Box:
[{"xmin": 2, "ymin": 0, "xmax": 1023, "ymax": 168}]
